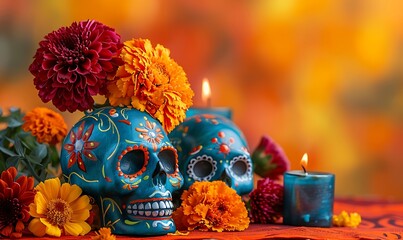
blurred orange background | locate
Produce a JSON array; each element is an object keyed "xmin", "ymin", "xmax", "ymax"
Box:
[{"xmin": 1, "ymin": 0, "xmax": 402, "ymax": 200}]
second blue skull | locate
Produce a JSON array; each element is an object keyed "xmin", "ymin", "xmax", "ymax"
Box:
[{"xmin": 168, "ymin": 114, "xmax": 253, "ymax": 195}]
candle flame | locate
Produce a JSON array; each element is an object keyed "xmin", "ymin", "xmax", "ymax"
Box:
[
  {"xmin": 202, "ymin": 78, "xmax": 211, "ymax": 107},
  {"xmin": 301, "ymin": 153, "xmax": 308, "ymax": 173}
]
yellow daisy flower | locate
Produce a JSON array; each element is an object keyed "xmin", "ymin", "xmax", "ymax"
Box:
[{"xmin": 28, "ymin": 178, "xmax": 92, "ymax": 237}]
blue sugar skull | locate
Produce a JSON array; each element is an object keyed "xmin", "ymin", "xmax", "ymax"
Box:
[
  {"xmin": 60, "ymin": 107, "xmax": 183, "ymax": 235},
  {"xmin": 168, "ymin": 114, "xmax": 253, "ymax": 196}
]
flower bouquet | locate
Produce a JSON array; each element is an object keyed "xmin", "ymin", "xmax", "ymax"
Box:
[
  {"xmin": 1, "ymin": 19, "xmax": 194, "ymax": 238},
  {"xmin": 0, "ymin": 18, "xmax": 361, "ymax": 239}
]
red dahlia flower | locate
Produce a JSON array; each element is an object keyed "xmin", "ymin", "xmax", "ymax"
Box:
[
  {"xmin": 249, "ymin": 178, "xmax": 284, "ymax": 224},
  {"xmin": 0, "ymin": 167, "xmax": 35, "ymax": 238},
  {"xmin": 29, "ymin": 20, "xmax": 122, "ymax": 112}
]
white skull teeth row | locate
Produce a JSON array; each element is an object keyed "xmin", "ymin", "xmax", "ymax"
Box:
[{"xmin": 127, "ymin": 201, "xmax": 174, "ymax": 217}]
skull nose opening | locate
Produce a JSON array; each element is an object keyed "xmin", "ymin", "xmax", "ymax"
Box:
[
  {"xmin": 152, "ymin": 147, "xmax": 179, "ymax": 186},
  {"xmin": 220, "ymin": 170, "xmax": 232, "ymax": 187},
  {"xmin": 152, "ymin": 162, "xmax": 167, "ymax": 186}
]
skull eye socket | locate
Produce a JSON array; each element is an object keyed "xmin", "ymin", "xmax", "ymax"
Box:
[
  {"xmin": 229, "ymin": 155, "xmax": 252, "ymax": 180},
  {"xmin": 119, "ymin": 146, "xmax": 149, "ymax": 177},
  {"xmin": 187, "ymin": 155, "xmax": 217, "ymax": 181},
  {"xmin": 231, "ymin": 160, "xmax": 247, "ymax": 176},
  {"xmin": 194, "ymin": 161, "xmax": 213, "ymax": 178},
  {"xmin": 158, "ymin": 147, "xmax": 178, "ymax": 175}
]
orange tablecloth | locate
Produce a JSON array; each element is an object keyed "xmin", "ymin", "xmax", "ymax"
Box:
[{"xmin": 21, "ymin": 198, "xmax": 403, "ymax": 240}]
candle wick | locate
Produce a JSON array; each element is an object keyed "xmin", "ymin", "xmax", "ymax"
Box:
[
  {"xmin": 302, "ymin": 165, "xmax": 308, "ymax": 175},
  {"xmin": 207, "ymin": 97, "xmax": 212, "ymax": 108}
]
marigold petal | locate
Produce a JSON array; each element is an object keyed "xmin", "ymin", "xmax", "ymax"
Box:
[
  {"xmin": 70, "ymin": 195, "xmax": 91, "ymax": 211},
  {"xmin": 20, "ymin": 189, "xmax": 36, "ymax": 203},
  {"xmin": 34, "ymin": 192, "xmax": 48, "ymax": 215},
  {"xmin": 10, "ymin": 232, "xmax": 23, "ymax": 238},
  {"xmin": 71, "ymin": 208, "xmax": 90, "ymax": 221},
  {"xmin": 36, "ymin": 178, "xmax": 60, "ymax": 201},
  {"xmin": 107, "ymin": 38, "xmax": 193, "ymax": 132},
  {"xmin": 64, "ymin": 221, "xmax": 83, "ymax": 236},
  {"xmin": 22, "ymin": 108, "xmax": 67, "ymax": 144},
  {"xmin": 4, "ymin": 187, "xmax": 13, "ymax": 198},
  {"xmin": 15, "ymin": 220, "xmax": 25, "ymax": 232},
  {"xmin": 29, "ymin": 203, "xmax": 41, "ymax": 218},
  {"xmin": 60, "ymin": 183, "xmax": 82, "ymax": 203},
  {"xmin": 28, "ymin": 218, "xmax": 47, "ymax": 237},
  {"xmin": 41, "ymin": 218, "xmax": 61, "ymax": 237},
  {"xmin": 173, "ymin": 181, "xmax": 249, "ymax": 232},
  {"xmin": 78, "ymin": 221, "xmax": 92, "ymax": 235},
  {"xmin": 0, "ymin": 225, "xmax": 12, "ymax": 237},
  {"xmin": 16, "ymin": 175, "xmax": 27, "ymax": 192}
]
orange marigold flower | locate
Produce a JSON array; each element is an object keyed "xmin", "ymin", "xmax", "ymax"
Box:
[
  {"xmin": 28, "ymin": 178, "xmax": 92, "ymax": 237},
  {"xmin": 91, "ymin": 227, "xmax": 116, "ymax": 240},
  {"xmin": 0, "ymin": 167, "xmax": 35, "ymax": 238},
  {"xmin": 22, "ymin": 107, "xmax": 67, "ymax": 145},
  {"xmin": 172, "ymin": 181, "xmax": 250, "ymax": 232},
  {"xmin": 107, "ymin": 38, "xmax": 194, "ymax": 133}
]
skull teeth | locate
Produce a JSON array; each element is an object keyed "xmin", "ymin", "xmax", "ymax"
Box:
[
  {"xmin": 145, "ymin": 203, "xmax": 151, "ymax": 210},
  {"xmin": 127, "ymin": 200, "xmax": 173, "ymax": 217},
  {"xmin": 152, "ymin": 202, "xmax": 159, "ymax": 209}
]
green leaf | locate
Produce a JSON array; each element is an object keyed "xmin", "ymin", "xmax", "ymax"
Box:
[
  {"xmin": 0, "ymin": 146, "xmax": 17, "ymax": 157},
  {"xmin": 9, "ymin": 107, "xmax": 20, "ymax": 114},
  {"xmin": 48, "ymin": 146, "xmax": 60, "ymax": 166},
  {"xmin": 14, "ymin": 138, "xmax": 24, "ymax": 156},
  {"xmin": 6, "ymin": 155, "xmax": 22, "ymax": 167},
  {"xmin": 0, "ymin": 130, "xmax": 6, "ymax": 138},
  {"xmin": 25, "ymin": 155, "xmax": 44, "ymax": 167},
  {"xmin": 0, "ymin": 158, "xmax": 6, "ymax": 172},
  {"xmin": 8, "ymin": 118, "xmax": 23, "ymax": 128},
  {"xmin": 20, "ymin": 156, "xmax": 42, "ymax": 182},
  {"xmin": 5, "ymin": 136, "xmax": 15, "ymax": 144},
  {"xmin": 30, "ymin": 144, "xmax": 48, "ymax": 161}
]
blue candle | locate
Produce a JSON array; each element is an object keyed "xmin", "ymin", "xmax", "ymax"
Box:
[
  {"xmin": 187, "ymin": 78, "xmax": 232, "ymax": 119},
  {"xmin": 186, "ymin": 107, "xmax": 232, "ymax": 119},
  {"xmin": 283, "ymin": 155, "xmax": 335, "ymax": 227}
]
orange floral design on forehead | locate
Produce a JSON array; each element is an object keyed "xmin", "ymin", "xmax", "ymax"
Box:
[{"xmin": 135, "ymin": 119, "xmax": 164, "ymax": 152}]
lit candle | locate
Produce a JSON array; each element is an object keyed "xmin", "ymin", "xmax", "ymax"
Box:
[
  {"xmin": 186, "ymin": 78, "xmax": 232, "ymax": 119},
  {"xmin": 283, "ymin": 153, "xmax": 335, "ymax": 227}
]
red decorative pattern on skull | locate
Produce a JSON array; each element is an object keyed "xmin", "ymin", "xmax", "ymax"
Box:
[{"xmin": 63, "ymin": 121, "xmax": 99, "ymax": 172}]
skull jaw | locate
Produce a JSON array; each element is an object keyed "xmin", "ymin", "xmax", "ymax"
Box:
[
  {"xmin": 112, "ymin": 218, "xmax": 176, "ymax": 235},
  {"xmin": 99, "ymin": 197, "xmax": 177, "ymax": 235}
]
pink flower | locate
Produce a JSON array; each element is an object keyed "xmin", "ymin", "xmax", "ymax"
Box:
[
  {"xmin": 29, "ymin": 20, "xmax": 122, "ymax": 112},
  {"xmin": 248, "ymin": 178, "xmax": 283, "ymax": 224},
  {"xmin": 252, "ymin": 135, "xmax": 290, "ymax": 179}
]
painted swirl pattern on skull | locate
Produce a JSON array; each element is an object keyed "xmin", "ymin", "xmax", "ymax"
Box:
[{"xmin": 61, "ymin": 107, "xmax": 183, "ymax": 235}]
